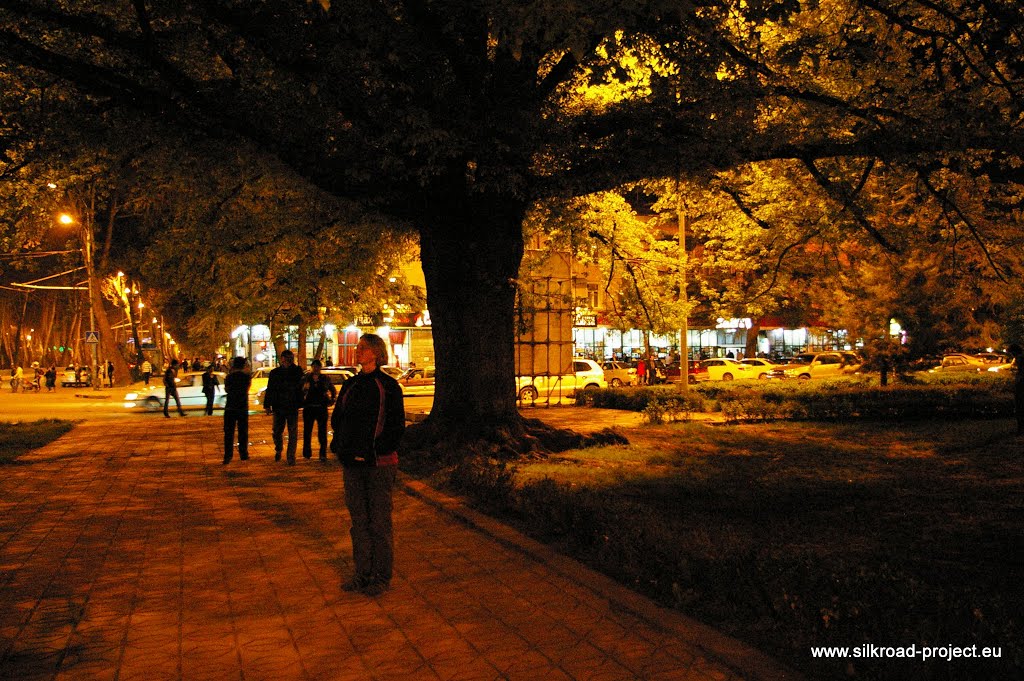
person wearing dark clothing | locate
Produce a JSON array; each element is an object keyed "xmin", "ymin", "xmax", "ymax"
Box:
[
  {"xmin": 163, "ymin": 360, "xmax": 185, "ymax": 417},
  {"xmin": 331, "ymin": 334, "xmax": 405, "ymax": 596},
  {"xmin": 1009, "ymin": 344, "xmax": 1024, "ymax": 436},
  {"xmin": 202, "ymin": 365, "xmax": 221, "ymax": 415},
  {"xmin": 44, "ymin": 365, "xmax": 56, "ymax": 391},
  {"xmin": 263, "ymin": 349, "xmax": 304, "ymax": 464},
  {"xmin": 302, "ymin": 359, "xmax": 337, "ymax": 460},
  {"xmin": 223, "ymin": 357, "xmax": 252, "ymax": 464}
]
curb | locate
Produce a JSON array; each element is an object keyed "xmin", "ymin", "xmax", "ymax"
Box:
[{"xmin": 400, "ymin": 476, "xmax": 804, "ymax": 681}]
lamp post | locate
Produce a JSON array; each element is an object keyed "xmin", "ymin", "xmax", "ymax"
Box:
[{"xmin": 58, "ymin": 212, "xmax": 101, "ymax": 390}]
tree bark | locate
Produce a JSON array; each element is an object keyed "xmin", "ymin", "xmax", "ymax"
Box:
[{"xmin": 417, "ymin": 199, "xmax": 525, "ymax": 437}]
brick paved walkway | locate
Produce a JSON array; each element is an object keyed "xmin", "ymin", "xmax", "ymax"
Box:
[{"xmin": 0, "ymin": 417, "xmax": 796, "ymax": 681}]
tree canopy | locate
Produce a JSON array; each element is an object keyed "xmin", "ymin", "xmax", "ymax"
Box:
[{"xmin": 1, "ymin": 0, "xmax": 1022, "ymax": 438}]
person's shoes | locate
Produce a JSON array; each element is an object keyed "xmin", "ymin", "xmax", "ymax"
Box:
[
  {"xmin": 274, "ymin": 452, "xmax": 282, "ymax": 461},
  {"xmin": 303, "ymin": 453, "xmax": 312, "ymax": 459},
  {"xmin": 178, "ymin": 411, "xmax": 186, "ymax": 417},
  {"xmin": 342, "ymin": 575, "xmax": 370, "ymax": 592},
  {"xmin": 287, "ymin": 459, "xmax": 296, "ymax": 466},
  {"xmin": 319, "ymin": 455, "xmax": 327, "ymax": 462},
  {"xmin": 361, "ymin": 579, "xmax": 390, "ymax": 597},
  {"xmin": 240, "ymin": 453, "xmax": 249, "ymax": 461},
  {"xmin": 223, "ymin": 457, "xmax": 231, "ymax": 465},
  {"xmin": 164, "ymin": 414, "xmax": 170, "ymax": 418}
]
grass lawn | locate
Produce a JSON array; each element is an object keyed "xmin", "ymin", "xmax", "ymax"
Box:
[
  {"xmin": 0, "ymin": 419, "xmax": 76, "ymax": 464},
  {"xmin": 474, "ymin": 417, "xmax": 1024, "ymax": 681}
]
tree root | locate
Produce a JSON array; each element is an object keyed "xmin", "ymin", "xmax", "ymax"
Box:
[{"xmin": 402, "ymin": 414, "xmax": 628, "ymax": 470}]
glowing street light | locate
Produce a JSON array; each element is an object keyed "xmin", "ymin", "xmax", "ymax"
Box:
[{"xmin": 57, "ymin": 211, "xmax": 101, "ymax": 390}]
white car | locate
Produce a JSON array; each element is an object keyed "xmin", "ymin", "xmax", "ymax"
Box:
[
  {"xmin": 739, "ymin": 358, "xmax": 784, "ymax": 380},
  {"xmin": 700, "ymin": 358, "xmax": 755, "ymax": 381},
  {"xmin": 124, "ymin": 371, "xmax": 227, "ymax": 411},
  {"xmin": 517, "ymin": 359, "xmax": 608, "ymax": 402}
]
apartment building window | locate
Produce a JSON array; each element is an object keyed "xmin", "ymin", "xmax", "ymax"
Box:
[{"xmin": 586, "ymin": 283, "xmax": 599, "ymax": 309}]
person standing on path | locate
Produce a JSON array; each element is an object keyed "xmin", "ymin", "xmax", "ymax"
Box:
[
  {"xmin": 202, "ymin": 364, "xmax": 221, "ymax": 416},
  {"xmin": 163, "ymin": 359, "xmax": 185, "ymax": 417},
  {"xmin": 264, "ymin": 349, "xmax": 304, "ymax": 464},
  {"xmin": 636, "ymin": 357, "xmax": 647, "ymax": 386},
  {"xmin": 141, "ymin": 359, "xmax": 152, "ymax": 385},
  {"xmin": 301, "ymin": 359, "xmax": 337, "ymax": 461},
  {"xmin": 106, "ymin": 360, "xmax": 115, "ymax": 388},
  {"xmin": 223, "ymin": 357, "xmax": 252, "ymax": 464},
  {"xmin": 331, "ymin": 333, "xmax": 405, "ymax": 596}
]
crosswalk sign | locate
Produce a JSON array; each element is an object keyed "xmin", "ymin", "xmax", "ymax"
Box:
[{"xmin": 85, "ymin": 331, "xmax": 100, "ymax": 344}]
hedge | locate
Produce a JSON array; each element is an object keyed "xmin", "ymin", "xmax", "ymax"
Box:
[{"xmin": 577, "ymin": 377, "xmax": 1014, "ymax": 422}]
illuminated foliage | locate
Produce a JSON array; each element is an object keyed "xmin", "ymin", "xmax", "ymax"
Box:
[{"xmin": 0, "ymin": 0, "xmax": 1021, "ymax": 428}]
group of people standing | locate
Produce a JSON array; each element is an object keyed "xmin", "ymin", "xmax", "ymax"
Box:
[{"xmin": 218, "ymin": 334, "xmax": 404, "ymax": 596}]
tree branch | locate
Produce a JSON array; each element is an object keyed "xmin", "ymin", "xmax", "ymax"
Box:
[{"xmin": 801, "ymin": 158, "xmax": 901, "ymax": 254}]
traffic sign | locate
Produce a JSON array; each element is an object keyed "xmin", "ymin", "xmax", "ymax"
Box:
[{"xmin": 85, "ymin": 331, "xmax": 100, "ymax": 344}]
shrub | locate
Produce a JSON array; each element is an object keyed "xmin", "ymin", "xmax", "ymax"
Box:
[{"xmin": 642, "ymin": 393, "xmax": 706, "ymax": 424}]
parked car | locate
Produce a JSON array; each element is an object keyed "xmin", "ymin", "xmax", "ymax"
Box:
[
  {"xmin": 601, "ymin": 361, "xmax": 635, "ymax": 387},
  {"xmin": 380, "ymin": 366, "xmax": 404, "ymax": 379},
  {"xmin": 662, "ymin": 360, "xmax": 709, "ymax": 383},
  {"xmin": 318, "ymin": 368, "xmax": 355, "ymax": 388},
  {"xmin": 700, "ymin": 358, "xmax": 755, "ymax": 381},
  {"xmin": 770, "ymin": 352, "xmax": 862, "ymax": 380},
  {"xmin": 974, "ymin": 352, "xmax": 1010, "ymax": 365},
  {"xmin": 517, "ymin": 358, "xmax": 607, "ymax": 402},
  {"xmin": 398, "ymin": 366, "xmax": 437, "ymax": 396},
  {"xmin": 248, "ymin": 366, "xmax": 272, "ymax": 404},
  {"xmin": 124, "ymin": 371, "xmax": 227, "ymax": 411},
  {"xmin": 253, "ymin": 367, "xmax": 355, "ymax": 405},
  {"xmin": 988, "ymin": 358, "xmax": 1016, "ymax": 374},
  {"xmin": 739, "ymin": 357, "xmax": 784, "ymax": 379},
  {"xmin": 930, "ymin": 354, "xmax": 988, "ymax": 373}
]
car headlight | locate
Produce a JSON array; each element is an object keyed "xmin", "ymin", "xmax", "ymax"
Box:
[{"xmin": 125, "ymin": 392, "xmax": 138, "ymax": 400}]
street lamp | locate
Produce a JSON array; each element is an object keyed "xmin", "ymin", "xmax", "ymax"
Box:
[{"xmin": 58, "ymin": 211, "xmax": 101, "ymax": 390}]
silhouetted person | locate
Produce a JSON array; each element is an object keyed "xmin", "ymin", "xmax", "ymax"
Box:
[
  {"xmin": 302, "ymin": 359, "xmax": 337, "ymax": 460},
  {"xmin": 202, "ymin": 365, "xmax": 220, "ymax": 416},
  {"xmin": 223, "ymin": 357, "xmax": 252, "ymax": 464},
  {"xmin": 163, "ymin": 359, "xmax": 185, "ymax": 417},
  {"xmin": 264, "ymin": 349, "xmax": 304, "ymax": 464}
]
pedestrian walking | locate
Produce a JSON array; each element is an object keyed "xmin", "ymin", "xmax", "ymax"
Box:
[
  {"xmin": 301, "ymin": 359, "xmax": 337, "ymax": 460},
  {"xmin": 223, "ymin": 357, "xmax": 251, "ymax": 464},
  {"xmin": 44, "ymin": 365, "xmax": 56, "ymax": 391},
  {"xmin": 263, "ymin": 349, "xmax": 304, "ymax": 464},
  {"xmin": 331, "ymin": 333, "xmax": 405, "ymax": 596},
  {"xmin": 202, "ymin": 364, "xmax": 221, "ymax": 416},
  {"xmin": 141, "ymin": 359, "xmax": 152, "ymax": 385},
  {"xmin": 106, "ymin": 360, "xmax": 115, "ymax": 388},
  {"xmin": 163, "ymin": 359, "xmax": 185, "ymax": 417}
]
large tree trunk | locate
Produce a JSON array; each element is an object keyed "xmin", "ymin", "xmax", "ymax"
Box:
[
  {"xmin": 417, "ymin": 199, "xmax": 525, "ymax": 437},
  {"xmin": 411, "ymin": 201, "xmax": 629, "ymax": 459},
  {"xmin": 88, "ymin": 278, "xmax": 132, "ymax": 387}
]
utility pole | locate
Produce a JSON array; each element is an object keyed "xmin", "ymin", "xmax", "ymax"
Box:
[
  {"xmin": 81, "ymin": 216, "xmax": 101, "ymax": 390},
  {"xmin": 677, "ymin": 184, "xmax": 689, "ymax": 393}
]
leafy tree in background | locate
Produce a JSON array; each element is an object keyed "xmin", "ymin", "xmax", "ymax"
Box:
[{"xmin": 1, "ymin": 0, "xmax": 1022, "ymax": 447}]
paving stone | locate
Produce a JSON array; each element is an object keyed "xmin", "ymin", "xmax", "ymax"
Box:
[{"xmin": 0, "ymin": 418, "xmax": 794, "ymax": 681}]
